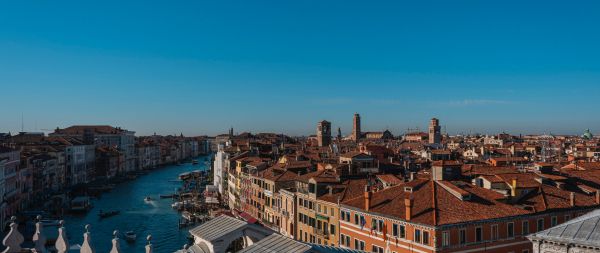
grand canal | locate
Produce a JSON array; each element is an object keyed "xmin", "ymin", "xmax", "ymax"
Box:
[{"xmin": 64, "ymin": 156, "xmax": 210, "ymax": 253}]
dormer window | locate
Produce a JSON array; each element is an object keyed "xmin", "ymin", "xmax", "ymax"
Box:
[{"xmin": 404, "ymin": 186, "xmax": 413, "ymax": 192}]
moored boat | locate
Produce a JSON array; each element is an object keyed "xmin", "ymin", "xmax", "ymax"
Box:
[
  {"xmin": 124, "ymin": 231, "xmax": 136, "ymax": 242},
  {"xmin": 98, "ymin": 210, "xmax": 120, "ymax": 219}
]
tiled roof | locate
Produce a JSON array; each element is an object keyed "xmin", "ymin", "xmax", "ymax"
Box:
[{"xmin": 342, "ymin": 179, "xmax": 533, "ymax": 226}]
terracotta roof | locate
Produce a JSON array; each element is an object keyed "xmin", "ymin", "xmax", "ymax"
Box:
[
  {"xmin": 298, "ymin": 169, "xmax": 340, "ymax": 184},
  {"xmin": 376, "ymin": 174, "xmax": 403, "ymax": 185},
  {"xmin": 342, "ymin": 180, "xmax": 531, "ymax": 226},
  {"xmin": 495, "ymin": 173, "xmax": 540, "ymax": 188},
  {"xmin": 55, "ymin": 125, "xmax": 127, "ymax": 135}
]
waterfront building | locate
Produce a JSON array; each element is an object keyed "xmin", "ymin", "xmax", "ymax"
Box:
[
  {"xmin": 258, "ymin": 166, "xmax": 300, "ymax": 232},
  {"xmin": 0, "ymin": 147, "xmax": 21, "ymax": 224},
  {"xmin": 295, "ymin": 169, "xmax": 341, "ymax": 246},
  {"xmin": 51, "ymin": 125, "xmax": 136, "ymax": 173},
  {"xmin": 279, "ymin": 188, "xmax": 297, "ymax": 239},
  {"xmin": 0, "ymin": 157, "xmax": 6, "ymax": 228}
]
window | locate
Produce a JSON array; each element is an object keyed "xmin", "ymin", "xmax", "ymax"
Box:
[
  {"xmin": 300, "ymin": 230, "xmax": 303, "ymax": 241},
  {"xmin": 392, "ymin": 224, "xmax": 398, "ymax": 237},
  {"xmin": 414, "ymin": 229, "xmax": 422, "ymax": 243},
  {"xmin": 523, "ymin": 221, "xmax": 530, "ymax": 235},
  {"xmin": 537, "ymin": 219, "xmax": 544, "ymax": 232},
  {"xmin": 354, "ymin": 213, "xmax": 359, "ymax": 225},
  {"xmin": 345, "ymin": 235, "xmax": 350, "ymax": 247},
  {"xmin": 317, "ymin": 204, "xmax": 321, "ymax": 213},
  {"xmin": 523, "ymin": 250, "xmax": 530, "ymax": 253},
  {"xmin": 565, "ymin": 215, "xmax": 570, "ymax": 221},
  {"xmin": 308, "ymin": 201, "xmax": 313, "ymax": 210},
  {"xmin": 400, "ymin": 224, "xmax": 406, "ymax": 238},
  {"xmin": 551, "ymin": 216, "xmax": 557, "ymax": 226},
  {"xmin": 442, "ymin": 231, "xmax": 450, "ymax": 247},
  {"xmin": 422, "ymin": 231, "xmax": 430, "ymax": 245},
  {"xmin": 475, "ymin": 227, "xmax": 483, "ymax": 242},
  {"xmin": 341, "ymin": 210, "xmax": 345, "ymax": 221},
  {"xmin": 354, "ymin": 239, "xmax": 359, "ymax": 250},
  {"xmin": 459, "ymin": 229, "xmax": 466, "ymax": 245},
  {"xmin": 507, "ymin": 222, "xmax": 515, "ymax": 238},
  {"xmin": 491, "ymin": 224, "xmax": 498, "ymax": 240},
  {"xmin": 340, "ymin": 233, "xmax": 345, "ymax": 246},
  {"xmin": 378, "ymin": 220, "xmax": 384, "ymax": 232},
  {"xmin": 330, "ymin": 224, "xmax": 335, "ymax": 235},
  {"xmin": 372, "ymin": 245, "xmax": 384, "ymax": 253},
  {"xmin": 359, "ymin": 240, "xmax": 365, "ymax": 250}
]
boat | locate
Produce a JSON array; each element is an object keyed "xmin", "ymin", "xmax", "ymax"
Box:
[
  {"xmin": 192, "ymin": 160, "xmax": 199, "ymax": 165},
  {"xmin": 70, "ymin": 196, "xmax": 92, "ymax": 212},
  {"xmin": 144, "ymin": 196, "xmax": 153, "ymax": 201},
  {"xmin": 98, "ymin": 210, "xmax": 120, "ymax": 219},
  {"xmin": 124, "ymin": 231, "xmax": 136, "ymax": 242},
  {"xmin": 159, "ymin": 193, "xmax": 178, "ymax": 199}
]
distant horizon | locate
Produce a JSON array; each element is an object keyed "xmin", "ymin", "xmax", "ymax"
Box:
[
  {"xmin": 2, "ymin": 1, "xmax": 600, "ymax": 136},
  {"xmin": 3, "ymin": 119, "xmax": 595, "ymax": 138}
]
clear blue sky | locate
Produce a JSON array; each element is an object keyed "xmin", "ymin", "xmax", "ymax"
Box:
[{"xmin": 1, "ymin": 1, "xmax": 599, "ymax": 136}]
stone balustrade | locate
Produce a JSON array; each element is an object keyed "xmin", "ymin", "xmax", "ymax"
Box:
[{"xmin": 1, "ymin": 216, "xmax": 154, "ymax": 253}]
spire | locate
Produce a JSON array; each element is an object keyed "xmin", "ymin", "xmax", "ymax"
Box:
[{"xmin": 55, "ymin": 220, "xmax": 69, "ymax": 253}]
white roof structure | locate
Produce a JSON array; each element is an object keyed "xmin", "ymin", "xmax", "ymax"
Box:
[
  {"xmin": 189, "ymin": 215, "xmax": 247, "ymax": 242},
  {"xmin": 238, "ymin": 234, "xmax": 311, "ymax": 253},
  {"xmin": 528, "ymin": 208, "xmax": 600, "ymax": 248}
]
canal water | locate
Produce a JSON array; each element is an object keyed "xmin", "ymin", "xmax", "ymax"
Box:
[{"xmin": 64, "ymin": 155, "xmax": 210, "ymax": 253}]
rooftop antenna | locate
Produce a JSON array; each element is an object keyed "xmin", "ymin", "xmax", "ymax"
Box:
[{"xmin": 21, "ymin": 112, "xmax": 24, "ymax": 132}]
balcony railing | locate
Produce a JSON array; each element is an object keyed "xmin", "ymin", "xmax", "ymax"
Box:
[{"xmin": 1, "ymin": 216, "xmax": 154, "ymax": 253}]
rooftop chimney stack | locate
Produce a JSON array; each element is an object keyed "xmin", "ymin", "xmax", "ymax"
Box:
[
  {"xmin": 570, "ymin": 192, "xmax": 576, "ymax": 207},
  {"xmin": 405, "ymin": 195, "xmax": 414, "ymax": 221},
  {"xmin": 511, "ymin": 179, "xmax": 518, "ymax": 197},
  {"xmin": 596, "ymin": 190, "xmax": 599, "ymax": 205},
  {"xmin": 364, "ymin": 185, "xmax": 372, "ymax": 211}
]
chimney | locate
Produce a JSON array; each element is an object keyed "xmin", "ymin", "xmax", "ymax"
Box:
[
  {"xmin": 596, "ymin": 190, "xmax": 600, "ymax": 205},
  {"xmin": 511, "ymin": 179, "xmax": 518, "ymax": 197},
  {"xmin": 405, "ymin": 195, "xmax": 414, "ymax": 221},
  {"xmin": 328, "ymin": 186, "xmax": 333, "ymax": 195},
  {"xmin": 364, "ymin": 185, "xmax": 372, "ymax": 211},
  {"xmin": 570, "ymin": 192, "xmax": 576, "ymax": 207},
  {"xmin": 410, "ymin": 172, "xmax": 416, "ymax": 181}
]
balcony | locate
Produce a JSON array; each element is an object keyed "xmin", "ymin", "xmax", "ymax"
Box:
[{"xmin": 315, "ymin": 228, "xmax": 330, "ymax": 239}]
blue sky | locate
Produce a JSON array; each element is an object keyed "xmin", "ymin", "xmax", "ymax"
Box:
[{"xmin": 1, "ymin": 1, "xmax": 600, "ymax": 136}]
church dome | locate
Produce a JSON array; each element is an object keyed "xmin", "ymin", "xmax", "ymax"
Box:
[{"xmin": 582, "ymin": 129, "xmax": 593, "ymax": 140}]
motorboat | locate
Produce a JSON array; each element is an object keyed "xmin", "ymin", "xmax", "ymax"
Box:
[
  {"xmin": 98, "ymin": 210, "xmax": 120, "ymax": 219},
  {"xmin": 124, "ymin": 231, "xmax": 136, "ymax": 242},
  {"xmin": 144, "ymin": 196, "xmax": 153, "ymax": 201}
]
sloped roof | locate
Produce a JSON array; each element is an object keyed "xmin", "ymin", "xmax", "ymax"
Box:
[
  {"xmin": 238, "ymin": 233, "xmax": 311, "ymax": 253},
  {"xmin": 528, "ymin": 209, "xmax": 600, "ymax": 248},
  {"xmin": 189, "ymin": 215, "xmax": 247, "ymax": 242}
]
